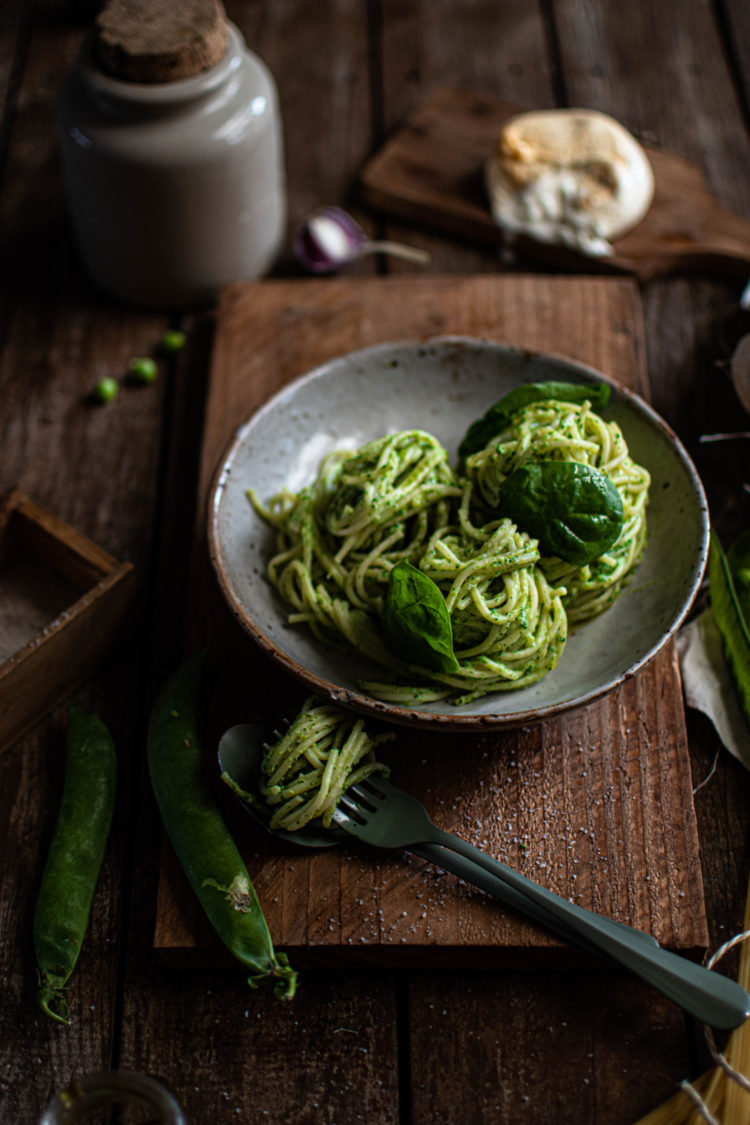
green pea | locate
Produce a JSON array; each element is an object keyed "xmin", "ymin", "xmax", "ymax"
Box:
[
  {"xmin": 93, "ymin": 377, "xmax": 118, "ymax": 403},
  {"xmin": 160, "ymin": 330, "xmax": 186, "ymax": 353},
  {"xmin": 33, "ymin": 705, "xmax": 117, "ymax": 1024},
  {"xmin": 129, "ymin": 356, "xmax": 158, "ymax": 383},
  {"xmin": 147, "ymin": 654, "xmax": 297, "ymax": 1000}
]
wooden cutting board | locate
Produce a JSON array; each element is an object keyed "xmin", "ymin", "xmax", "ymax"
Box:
[
  {"xmin": 153, "ymin": 273, "xmax": 709, "ymax": 969},
  {"xmin": 359, "ymin": 87, "xmax": 750, "ymax": 282}
]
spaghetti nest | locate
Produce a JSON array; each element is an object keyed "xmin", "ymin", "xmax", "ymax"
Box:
[
  {"xmin": 250, "ymin": 429, "xmax": 568, "ymax": 704},
  {"xmin": 465, "ymin": 399, "xmax": 650, "ymax": 622},
  {"xmin": 259, "ymin": 697, "xmax": 392, "ymax": 831}
]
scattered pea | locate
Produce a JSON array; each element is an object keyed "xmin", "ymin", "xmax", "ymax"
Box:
[
  {"xmin": 93, "ymin": 377, "xmax": 118, "ymax": 403},
  {"xmin": 128, "ymin": 356, "xmax": 158, "ymax": 383},
  {"xmin": 161, "ymin": 330, "xmax": 186, "ymax": 353}
]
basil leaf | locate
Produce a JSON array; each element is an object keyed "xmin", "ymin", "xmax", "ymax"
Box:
[
  {"xmin": 383, "ymin": 560, "xmax": 459, "ymax": 674},
  {"xmin": 709, "ymin": 529, "xmax": 750, "ymax": 727},
  {"xmin": 496, "ymin": 461, "xmax": 624, "ymax": 566},
  {"xmin": 458, "ymin": 380, "xmax": 611, "ymax": 464}
]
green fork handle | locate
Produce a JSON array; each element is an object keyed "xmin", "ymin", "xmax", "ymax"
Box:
[
  {"xmin": 413, "ymin": 833, "xmax": 750, "ymax": 1030},
  {"xmin": 410, "ymin": 843, "xmax": 658, "ymax": 958}
]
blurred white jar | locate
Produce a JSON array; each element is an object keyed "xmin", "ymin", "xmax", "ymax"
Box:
[{"xmin": 57, "ymin": 21, "xmax": 286, "ymax": 306}]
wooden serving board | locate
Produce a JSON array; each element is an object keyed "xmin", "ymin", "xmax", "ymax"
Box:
[
  {"xmin": 154, "ymin": 273, "xmax": 708, "ymax": 969},
  {"xmin": 359, "ymin": 87, "xmax": 750, "ymax": 282}
]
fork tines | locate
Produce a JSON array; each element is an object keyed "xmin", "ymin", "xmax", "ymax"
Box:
[
  {"xmin": 349, "ymin": 777, "xmax": 388, "ymax": 801},
  {"xmin": 339, "ymin": 778, "xmax": 385, "ymax": 815}
]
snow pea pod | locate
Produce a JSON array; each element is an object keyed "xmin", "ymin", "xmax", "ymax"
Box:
[
  {"xmin": 710, "ymin": 528, "xmax": 750, "ymax": 725},
  {"xmin": 147, "ymin": 654, "xmax": 297, "ymax": 1000},
  {"xmin": 33, "ymin": 704, "xmax": 117, "ymax": 1024}
]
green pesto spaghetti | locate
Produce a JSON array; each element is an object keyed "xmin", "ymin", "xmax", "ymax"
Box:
[
  {"xmin": 465, "ymin": 398, "xmax": 650, "ymax": 622},
  {"xmin": 258, "ymin": 698, "xmax": 392, "ymax": 832},
  {"xmin": 250, "ymin": 429, "xmax": 568, "ymax": 705}
]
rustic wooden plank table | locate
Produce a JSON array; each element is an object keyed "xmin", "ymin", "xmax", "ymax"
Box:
[{"xmin": 2, "ymin": 2, "xmax": 750, "ymax": 1122}]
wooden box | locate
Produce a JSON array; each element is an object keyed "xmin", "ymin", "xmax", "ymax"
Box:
[{"xmin": 0, "ymin": 488, "xmax": 135, "ymax": 753}]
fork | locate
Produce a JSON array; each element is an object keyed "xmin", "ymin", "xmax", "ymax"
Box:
[{"xmin": 332, "ymin": 776, "xmax": 750, "ymax": 1030}]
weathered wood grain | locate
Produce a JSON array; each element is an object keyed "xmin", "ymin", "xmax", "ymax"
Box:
[
  {"xmin": 378, "ymin": 0, "xmax": 553, "ymax": 278},
  {"xmin": 3, "ymin": 1, "xmax": 750, "ymax": 1123},
  {"xmin": 723, "ymin": 0, "xmax": 750, "ymax": 114},
  {"xmin": 553, "ymin": 0, "xmax": 750, "ymax": 220},
  {"xmin": 408, "ymin": 972, "xmax": 686, "ymax": 1124},
  {"xmin": 0, "ymin": 5, "xmax": 169, "ymax": 1122},
  {"xmin": 0, "ymin": 2, "xmax": 29, "ymax": 150}
]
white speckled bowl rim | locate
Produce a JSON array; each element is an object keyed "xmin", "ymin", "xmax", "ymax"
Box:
[{"xmin": 208, "ymin": 337, "xmax": 709, "ymax": 732}]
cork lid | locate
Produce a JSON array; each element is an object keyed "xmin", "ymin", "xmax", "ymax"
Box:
[{"xmin": 94, "ymin": 0, "xmax": 229, "ymax": 84}]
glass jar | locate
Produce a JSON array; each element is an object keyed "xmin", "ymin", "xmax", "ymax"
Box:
[
  {"xmin": 38, "ymin": 1070, "xmax": 189, "ymax": 1123},
  {"xmin": 57, "ymin": 22, "xmax": 286, "ymax": 307}
]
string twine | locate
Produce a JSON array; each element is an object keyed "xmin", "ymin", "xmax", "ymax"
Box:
[
  {"xmin": 679, "ymin": 926, "xmax": 750, "ymax": 1124},
  {"xmin": 704, "ymin": 930, "xmax": 750, "ymax": 1091},
  {"xmin": 678, "ymin": 1080, "xmax": 719, "ymax": 1125}
]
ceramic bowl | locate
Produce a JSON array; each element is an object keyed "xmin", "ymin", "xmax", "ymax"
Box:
[{"xmin": 208, "ymin": 337, "xmax": 709, "ymax": 731}]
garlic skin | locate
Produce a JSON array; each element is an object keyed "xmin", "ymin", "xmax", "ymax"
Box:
[
  {"xmin": 308, "ymin": 213, "xmax": 355, "ymax": 262},
  {"xmin": 293, "ymin": 206, "xmax": 364, "ymax": 273},
  {"xmin": 293, "ymin": 205, "xmax": 430, "ymax": 273}
]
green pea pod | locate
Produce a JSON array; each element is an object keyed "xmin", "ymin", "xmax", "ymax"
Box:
[
  {"xmin": 727, "ymin": 527, "xmax": 750, "ymax": 627},
  {"xmin": 458, "ymin": 380, "xmax": 611, "ymax": 465},
  {"xmin": 33, "ymin": 705, "xmax": 117, "ymax": 1024},
  {"xmin": 709, "ymin": 529, "xmax": 750, "ymax": 726},
  {"xmin": 147, "ymin": 654, "xmax": 297, "ymax": 1000}
]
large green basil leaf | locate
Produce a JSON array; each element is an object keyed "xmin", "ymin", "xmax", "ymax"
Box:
[
  {"xmin": 496, "ymin": 461, "xmax": 624, "ymax": 566},
  {"xmin": 458, "ymin": 380, "xmax": 611, "ymax": 464},
  {"xmin": 382, "ymin": 560, "xmax": 459, "ymax": 674},
  {"xmin": 710, "ymin": 529, "xmax": 750, "ymax": 726}
]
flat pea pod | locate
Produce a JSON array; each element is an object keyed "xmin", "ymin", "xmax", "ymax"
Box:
[
  {"xmin": 709, "ymin": 529, "xmax": 750, "ymax": 725},
  {"xmin": 147, "ymin": 654, "xmax": 297, "ymax": 1000},
  {"xmin": 33, "ymin": 704, "xmax": 117, "ymax": 1024}
]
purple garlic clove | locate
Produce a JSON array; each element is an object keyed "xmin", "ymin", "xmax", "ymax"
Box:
[
  {"xmin": 293, "ymin": 206, "xmax": 366, "ymax": 273},
  {"xmin": 293, "ymin": 205, "xmax": 430, "ymax": 274}
]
